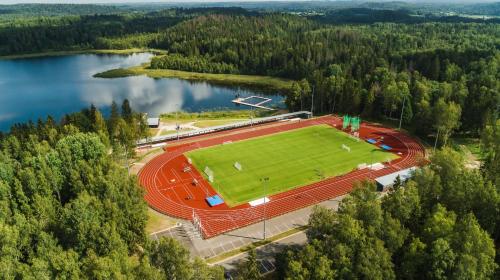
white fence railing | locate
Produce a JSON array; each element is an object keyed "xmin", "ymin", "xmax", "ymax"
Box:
[{"xmin": 137, "ymin": 111, "xmax": 311, "ymax": 146}]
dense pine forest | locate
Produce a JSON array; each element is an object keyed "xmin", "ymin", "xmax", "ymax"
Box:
[
  {"xmin": 0, "ymin": 102, "xmax": 224, "ymax": 278},
  {"xmin": 147, "ymin": 15, "xmax": 498, "ymax": 144},
  {"xmin": 1, "ymin": 104, "xmax": 498, "ymax": 278},
  {"xmin": 278, "ymin": 147, "xmax": 500, "ymax": 279},
  {"xmin": 2, "ymin": 6, "xmax": 496, "ymax": 143},
  {"xmin": 0, "ymin": 3, "xmax": 499, "ymax": 279}
]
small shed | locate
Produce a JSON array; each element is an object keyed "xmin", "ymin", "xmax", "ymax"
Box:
[
  {"xmin": 375, "ymin": 167, "xmax": 417, "ymax": 191},
  {"xmin": 147, "ymin": 117, "xmax": 160, "ymax": 128}
]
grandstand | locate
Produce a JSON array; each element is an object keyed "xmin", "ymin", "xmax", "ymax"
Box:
[{"xmin": 137, "ymin": 111, "xmax": 312, "ymax": 146}]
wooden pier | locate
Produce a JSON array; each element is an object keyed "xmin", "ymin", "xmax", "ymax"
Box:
[{"xmin": 232, "ymin": 96, "xmax": 273, "ymax": 110}]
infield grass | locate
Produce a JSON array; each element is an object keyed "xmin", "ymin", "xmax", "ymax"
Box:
[{"xmin": 186, "ymin": 124, "xmax": 398, "ymax": 207}]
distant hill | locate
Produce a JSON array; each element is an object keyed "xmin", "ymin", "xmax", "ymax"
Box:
[
  {"xmin": 447, "ymin": 2, "xmax": 500, "ymax": 16},
  {"xmin": 0, "ymin": 4, "xmax": 123, "ymax": 16},
  {"xmin": 313, "ymin": 7, "xmax": 499, "ymax": 24},
  {"xmin": 318, "ymin": 7, "xmax": 416, "ymax": 24},
  {"xmin": 353, "ymin": 1, "xmax": 500, "ymax": 17}
]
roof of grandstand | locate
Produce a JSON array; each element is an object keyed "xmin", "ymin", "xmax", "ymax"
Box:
[{"xmin": 375, "ymin": 167, "xmax": 418, "ymax": 188}]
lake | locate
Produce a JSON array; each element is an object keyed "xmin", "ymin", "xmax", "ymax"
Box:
[{"xmin": 0, "ymin": 53, "xmax": 284, "ymax": 131}]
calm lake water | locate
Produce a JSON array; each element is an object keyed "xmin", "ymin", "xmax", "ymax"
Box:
[{"xmin": 0, "ymin": 53, "xmax": 284, "ymax": 131}]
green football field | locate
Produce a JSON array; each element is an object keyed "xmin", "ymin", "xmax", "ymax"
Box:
[{"xmin": 186, "ymin": 124, "xmax": 398, "ymax": 207}]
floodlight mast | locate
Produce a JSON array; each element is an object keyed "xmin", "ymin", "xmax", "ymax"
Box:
[
  {"xmin": 398, "ymin": 95, "xmax": 406, "ymax": 131},
  {"xmin": 261, "ymin": 177, "xmax": 269, "ymax": 240},
  {"xmin": 370, "ymin": 149, "xmax": 375, "ymax": 179},
  {"xmin": 175, "ymin": 104, "xmax": 180, "ymax": 141},
  {"xmin": 123, "ymin": 143, "xmax": 130, "ymax": 177},
  {"xmin": 251, "ymin": 105, "xmax": 254, "ymax": 127},
  {"xmin": 311, "ymin": 86, "xmax": 315, "ymax": 117},
  {"xmin": 433, "ymin": 128, "xmax": 440, "ymax": 152}
]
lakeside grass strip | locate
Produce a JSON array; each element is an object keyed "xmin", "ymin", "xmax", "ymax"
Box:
[{"xmin": 94, "ymin": 64, "xmax": 294, "ymax": 92}]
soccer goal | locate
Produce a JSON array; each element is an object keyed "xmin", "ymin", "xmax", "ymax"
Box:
[
  {"xmin": 342, "ymin": 144, "xmax": 351, "ymax": 152},
  {"xmin": 204, "ymin": 166, "xmax": 214, "ymax": 182},
  {"xmin": 234, "ymin": 161, "xmax": 242, "ymax": 171}
]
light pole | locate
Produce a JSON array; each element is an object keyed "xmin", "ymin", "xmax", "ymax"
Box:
[
  {"xmin": 398, "ymin": 95, "xmax": 406, "ymax": 131},
  {"xmin": 123, "ymin": 143, "xmax": 130, "ymax": 177},
  {"xmin": 251, "ymin": 105, "xmax": 254, "ymax": 127},
  {"xmin": 433, "ymin": 128, "xmax": 440, "ymax": 152},
  {"xmin": 370, "ymin": 149, "xmax": 375, "ymax": 179},
  {"xmin": 260, "ymin": 177, "xmax": 269, "ymax": 240},
  {"xmin": 300, "ymin": 89, "xmax": 303, "ymax": 111},
  {"xmin": 175, "ymin": 104, "xmax": 180, "ymax": 141},
  {"xmin": 311, "ymin": 86, "xmax": 315, "ymax": 117}
]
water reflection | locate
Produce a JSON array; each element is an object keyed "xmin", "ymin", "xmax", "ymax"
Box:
[{"xmin": 0, "ymin": 53, "xmax": 284, "ymax": 131}]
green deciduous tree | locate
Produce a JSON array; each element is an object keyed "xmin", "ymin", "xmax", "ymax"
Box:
[
  {"xmin": 237, "ymin": 249, "xmax": 261, "ymax": 280},
  {"xmin": 433, "ymin": 99, "xmax": 462, "ymax": 146},
  {"xmin": 149, "ymin": 237, "xmax": 193, "ymax": 280}
]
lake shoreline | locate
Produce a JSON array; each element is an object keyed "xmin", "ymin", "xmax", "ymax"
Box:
[
  {"xmin": 0, "ymin": 53, "xmax": 286, "ymax": 130},
  {"xmin": 1, "ymin": 49, "xmax": 294, "ymax": 93},
  {"xmin": 94, "ymin": 64, "xmax": 295, "ymax": 92},
  {"xmin": 0, "ymin": 48, "xmax": 166, "ymax": 60}
]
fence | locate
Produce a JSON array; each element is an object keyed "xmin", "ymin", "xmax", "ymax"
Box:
[{"xmin": 137, "ymin": 111, "xmax": 312, "ymax": 146}]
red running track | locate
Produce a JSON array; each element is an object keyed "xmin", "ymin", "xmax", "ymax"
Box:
[{"xmin": 138, "ymin": 116, "xmax": 427, "ymax": 238}]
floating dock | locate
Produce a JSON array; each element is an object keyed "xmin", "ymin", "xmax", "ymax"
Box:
[{"xmin": 232, "ymin": 96, "xmax": 273, "ymax": 110}]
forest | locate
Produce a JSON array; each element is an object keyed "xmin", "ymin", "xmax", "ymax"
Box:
[
  {"xmin": 277, "ymin": 146, "xmax": 500, "ymax": 280},
  {"xmin": 146, "ymin": 13, "xmax": 497, "ymax": 145},
  {"xmin": 0, "ymin": 101, "xmax": 224, "ymax": 279},
  {"xmin": 0, "ymin": 3, "xmax": 499, "ymax": 279},
  {"xmin": 2, "ymin": 6, "xmax": 496, "ymax": 144},
  {"xmin": 0, "ymin": 102, "xmax": 498, "ymax": 279}
]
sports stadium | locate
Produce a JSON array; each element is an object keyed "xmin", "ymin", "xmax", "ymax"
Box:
[{"xmin": 138, "ymin": 115, "xmax": 426, "ymax": 238}]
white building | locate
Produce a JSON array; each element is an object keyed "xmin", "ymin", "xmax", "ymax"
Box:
[
  {"xmin": 147, "ymin": 117, "xmax": 160, "ymax": 128},
  {"xmin": 375, "ymin": 167, "xmax": 418, "ymax": 191}
]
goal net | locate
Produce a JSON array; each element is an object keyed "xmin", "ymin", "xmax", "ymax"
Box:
[
  {"xmin": 234, "ymin": 162, "xmax": 242, "ymax": 171},
  {"xmin": 342, "ymin": 144, "xmax": 351, "ymax": 152},
  {"xmin": 204, "ymin": 166, "xmax": 214, "ymax": 182}
]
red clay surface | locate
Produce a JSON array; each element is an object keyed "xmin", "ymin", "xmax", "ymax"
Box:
[{"xmin": 138, "ymin": 116, "xmax": 427, "ymax": 238}]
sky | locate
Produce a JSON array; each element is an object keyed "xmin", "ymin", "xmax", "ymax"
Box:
[
  {"xmin": 2, "ymin": 0, "xmax": 302, "ymax": 3},
  {"xmin": 0, "ymin": 0, "xmax": 499, "ymax": 4},
  {"xmin": 1, "ymin": 0, "xmax": 497, "ymax": 4}
]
